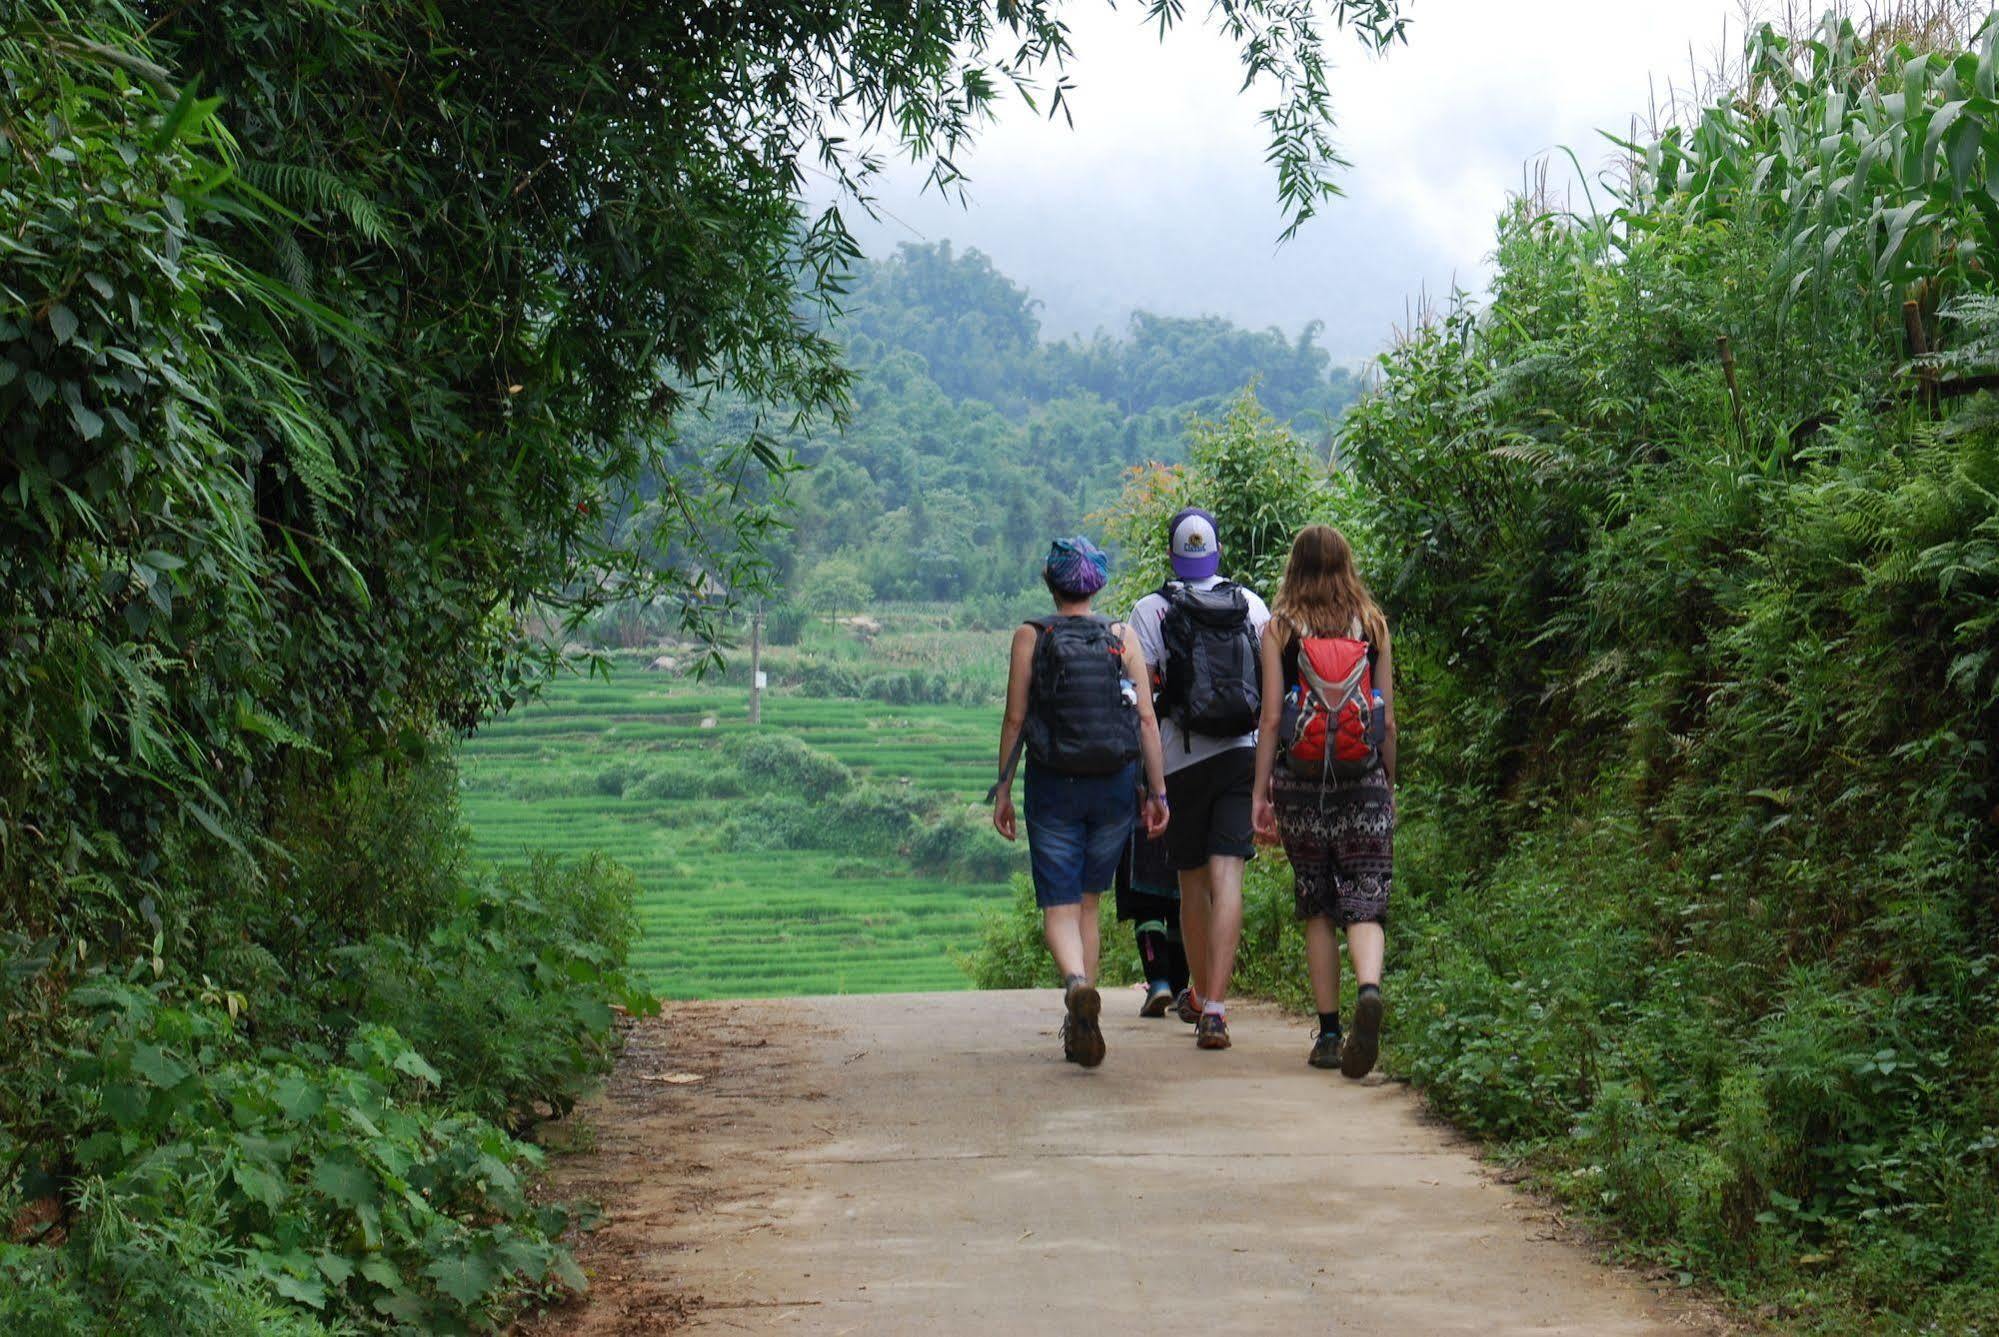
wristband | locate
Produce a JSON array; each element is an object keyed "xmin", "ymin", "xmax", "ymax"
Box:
[{"xmin": 1150, "ymin": 792, "xmax": 1170, "ymax": 805}]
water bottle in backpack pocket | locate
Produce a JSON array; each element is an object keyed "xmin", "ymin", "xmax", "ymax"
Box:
[{"xmin": 1279, "ymin": 632, "xmax": 1385, "ymax": 779}]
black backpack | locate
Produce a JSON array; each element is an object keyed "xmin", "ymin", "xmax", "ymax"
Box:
[
  {"xmin": 1023, "ymin": 615, "xmax": 1141, "ymax": 775},
  {"xmin": 1158, "ymin": 581, "xmax": 1261, "ymax": 747}
]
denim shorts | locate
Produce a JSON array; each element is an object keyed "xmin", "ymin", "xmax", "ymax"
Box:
[{"xmin": 1023, "ymin": 761, "xmax": 1139, "ymax": 909}]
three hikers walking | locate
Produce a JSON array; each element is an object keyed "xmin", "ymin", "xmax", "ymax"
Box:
[{"xmin": 991, "ymin": 511, "xmax": 1397, "ymax": 1077}]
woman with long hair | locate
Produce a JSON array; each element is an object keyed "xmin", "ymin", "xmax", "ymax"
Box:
[{"xmin": 1250, "ymin": 525, "xmax": 1398, "ymax": 1077}]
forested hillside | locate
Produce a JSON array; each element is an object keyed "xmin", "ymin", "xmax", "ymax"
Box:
[{"xmin": 656, "ymin": 241, "xmax": 1360, "ymax": 613}]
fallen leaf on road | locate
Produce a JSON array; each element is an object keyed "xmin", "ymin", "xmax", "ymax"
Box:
[{"xmin": 640, "ymin": 1072, "xmax": 705, "ymax": 1085}]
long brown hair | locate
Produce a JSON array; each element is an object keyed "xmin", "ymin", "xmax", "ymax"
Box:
[{"xmin": 1271, "ymin": 525, "xmax": 1387, "ymax": 645}]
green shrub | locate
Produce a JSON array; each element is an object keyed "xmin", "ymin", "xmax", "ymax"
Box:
[
  {"xmin": 335, "ymin": 853, "xmax": 647, "ymax": 1130},
  {"xmin": 963, "ymin": 876, "xmax": 1141, "ymax": 990},
  {"xmin": 786, "ymin": 658, "xmax": 860, "ymax": 698},
  {"xmin": 730, "ymin": 733, "xmax": 854, "ymax": 800},
  {"xmin": 825, "ymin": 787, "xmax": 923, "ymax": 855},
  {"xmin": 725, "ymin": 785, "xmax": 923, "ymax": 858},
  {"xmin": 594, "ymin": 762, "xmax": 652, "ymax": 797},
  {"xmin": 910, "ymin": 808, "xmax": 1022, "ymax": 881},
  {"xmin": 763, "ymin": 603, "xmax": 809, "ymax": 646},
  {"xmin": 0, "ymin": 975, "xmax": 595, "ymax": 1332},
  {"xmin": 624, "ymin": 756, "xmax": 743, "ymax": 801},
  {"xmin": 966, "ymin": 876, "xmax": 1057, "ymax": 989}
]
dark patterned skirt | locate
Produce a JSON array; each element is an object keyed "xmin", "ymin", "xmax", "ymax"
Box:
[{"xmin": 1270, "ymin": 765, "xmax": 1394, "ymax": 925}]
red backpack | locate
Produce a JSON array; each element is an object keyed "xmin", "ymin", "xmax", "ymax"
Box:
[{"xmin": 1279, "ymin": 623, "xmax": 1385, "ymax": 780}]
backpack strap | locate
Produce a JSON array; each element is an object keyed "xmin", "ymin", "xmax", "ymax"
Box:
[{"xmin": 987, "ymin": 620, "xmax": 1051, "ymax": 803}]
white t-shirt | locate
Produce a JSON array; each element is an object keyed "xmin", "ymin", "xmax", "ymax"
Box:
[{"xmin": 1127, "ymin": 576, "xmax": 1271, "ymax": 773}]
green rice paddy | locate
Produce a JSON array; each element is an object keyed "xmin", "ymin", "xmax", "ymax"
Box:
[{"xmin": 456, "ymin": 650, "xmax": 1019, "ymax": 998}]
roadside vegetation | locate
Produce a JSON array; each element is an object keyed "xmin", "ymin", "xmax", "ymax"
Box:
[{"xmin": 977, "ymin": 10, "xmax": 1999, "ymax": 1331}]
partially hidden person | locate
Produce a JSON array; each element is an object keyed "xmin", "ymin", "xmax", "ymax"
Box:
[
  {"xmin": 1250, "ymin": 524, "xmax": 1397, "ymax": 1078},
  {"xmin": 1126, "ymin": 508, "xmax": 1268, "ymax": 1051},
  {"xmin": 991, "ymin": 536, "xmax": 1170, "ymax": 1068},
  {"xmin": 1114, "ymin": 790, "xmax": 1188, "ymax": 1016}
]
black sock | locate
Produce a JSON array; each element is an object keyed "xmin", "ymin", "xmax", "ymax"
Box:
[
  {"xmin": 1318, "ymin": 1011, "xmax": 1341, "ymax": 1036},
  {"xmin": 1358, "ymin": 983, "xmax": 1381, "ymax": 1000}
]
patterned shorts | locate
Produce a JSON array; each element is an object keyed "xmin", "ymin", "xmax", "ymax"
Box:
[{"xmin": 1270, "ymin": 765, "xmax": 1394, "ymax": 925}]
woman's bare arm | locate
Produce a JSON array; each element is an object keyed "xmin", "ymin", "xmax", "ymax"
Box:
[
  {"xmin": 1374, "ymin": 623, "xmax": 1397, "ymax": 785},
  {"xmin": 1251, "ymin": 619, "xmax": 1288, "ymax": 836}
]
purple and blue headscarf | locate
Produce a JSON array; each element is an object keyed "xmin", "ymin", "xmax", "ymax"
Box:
[{"xmin": 1043, "ymin": 535, "xmax": 1109, "ymax": 598}]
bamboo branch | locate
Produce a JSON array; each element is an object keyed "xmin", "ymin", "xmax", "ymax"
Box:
[{"xmin": 1717, "ymin": 335, "xmax": 1750, "ymax": 451}]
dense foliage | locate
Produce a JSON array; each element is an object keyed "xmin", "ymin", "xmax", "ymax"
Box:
[
  {"xmin": 3, "ymin": 0, "xmax": 1404, "ymax": 1326},
  {"xmin": 1345, "ymin": 14, "xmax": 1999, "ymax": 1329}
]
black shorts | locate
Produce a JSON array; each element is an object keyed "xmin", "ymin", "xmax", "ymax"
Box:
[{"xmin": 1163, "ymin": 747, "xmax": 1257, "ymax": 871}]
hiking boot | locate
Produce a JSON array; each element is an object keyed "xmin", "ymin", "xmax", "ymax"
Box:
[
  {"xmin": 1065, "ymin": 981, "xmax": 1106, "ymax": 1068},
  {"xmin": 1058, "ymin": 1016, "xmax": 1080, "ymax": 1063},
  {"xmin": 1308, "ymin": 1030, "xmax": 1342, "ymax": 1069},
  {"xmin": 1174, "ymin": 987, "xmax": 1202, "ymax": 1025},
  {"xmin": 1194, "ymin": 1011, "xmax": 1231, "ymax": 1050},
  {"xmin": 1140, "ymin": 983, "xmax": 1174, "ymax": 1018},
  {"xmin": 1342, "ymin": 987, "xmax": 1383, "ymax": 1079}
]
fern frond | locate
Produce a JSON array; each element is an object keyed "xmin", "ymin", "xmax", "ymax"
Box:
[
  {"xmin": 274, "ymin": 227, "xmax": 311, "ymax": 292},
  {"xmin": 240, "ymin": 160, "xmax": 398, "ymax": 247}
]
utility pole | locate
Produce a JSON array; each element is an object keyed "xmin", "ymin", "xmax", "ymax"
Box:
[{"xmin": 748, "ymin": 597, "xmax": 764, "ymax": 726}]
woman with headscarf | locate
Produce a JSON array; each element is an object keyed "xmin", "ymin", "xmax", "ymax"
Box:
[{"xmin": 990, "ymin": 537, "xmax": 1170, "ymax": 1068}]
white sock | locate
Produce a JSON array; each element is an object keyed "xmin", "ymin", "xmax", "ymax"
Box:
[{"xmin": 1202, "ymin": 999, "xmax": 1226, "ymax": 1017}]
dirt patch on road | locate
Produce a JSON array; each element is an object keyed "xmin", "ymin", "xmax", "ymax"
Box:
[{"xmin": 518, "ymin": 1002, "xmax": 832, "ymax": 1335}]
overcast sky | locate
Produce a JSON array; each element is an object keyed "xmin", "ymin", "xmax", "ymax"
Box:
[{"xmin": 829, "ymin": 0, "xmax": 1754, "ymax": 362}]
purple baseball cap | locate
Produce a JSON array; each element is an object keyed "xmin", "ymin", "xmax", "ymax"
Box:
[{"xmin": 1168, "ymin": 507, "xmax": 1221, "ymax": 581}]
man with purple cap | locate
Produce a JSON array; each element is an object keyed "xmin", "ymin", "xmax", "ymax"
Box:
[{"xmin": 1125, "ymin": 508, "xmax": 1270, "ymax": 1050}]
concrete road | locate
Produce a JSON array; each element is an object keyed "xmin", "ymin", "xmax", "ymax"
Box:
[{"xmin": 530, "ymin": 991, "xmax": 1723, "ymax": 1336}]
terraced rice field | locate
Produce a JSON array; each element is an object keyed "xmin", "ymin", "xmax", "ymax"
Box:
[{"xmin": 457, "ymin": 661, "xmax": 1018, "ymax": 998}]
